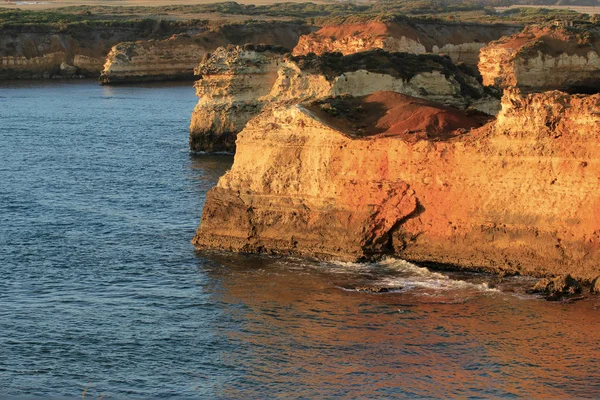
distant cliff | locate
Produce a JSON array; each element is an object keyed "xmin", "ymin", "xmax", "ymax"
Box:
[
  {"xmin": 293, "ymin": 18, "xmax": 522, "ymax": 67},
  {"xmin": 0, "ymin": 20, "xmax": 312, "ymax": 82},
  {"xmin": 479, "ymin": 25, "xmax": 600, "ymax": 92},
  {"xmin": 193, "ymin": 88, "xmax": 600, "ymax": 281},
  {"xmin": 0, "ymin": 20, "xmax": 212, "ymax": 80},
  {"xmin": 190, "ymin": 48, "xmax": 498, "ymax": 152},
  {"xmin": 100, "ymin": 21, "xmax": 312, "ymax": 84}
]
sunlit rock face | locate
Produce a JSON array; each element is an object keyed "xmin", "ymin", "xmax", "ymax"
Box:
[
  {"xmin": 0, "ymin": 20, "xmax": 312, "ymax": 81},
  {"xmin": 292, "ymin": 18, "xmax": 521, "ymax": 67},
  {"xmin": 189, "ymin": 45, "xmax": 289, "ymax": 153},
  {"xmin": 194, "ymin": 89, "xmax": 600, "ymax": 281},
  {"xmin": 99, "ymin": 35, "xmax": 215, "ymax": 84},
  {"xmin": 479, "ymin": 25, "xmax": 600, "ymax": 92},
  {"xmin": 190, "ymin": 48, "xmax": 498, "ymax": 153}
]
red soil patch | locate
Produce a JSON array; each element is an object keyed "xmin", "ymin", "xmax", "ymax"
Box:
[
  {"xmin": 305, "ymin": 91, "xmax": 491, "ymax": 141},
  {"xmin": 313, "ymin": 22, "xmax": 423, "ymax": 44}
]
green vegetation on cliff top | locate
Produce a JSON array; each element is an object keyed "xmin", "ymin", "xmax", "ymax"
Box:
[{"xmin": 1, "ymin": 0, "xmax": 599, "ymax": 29}]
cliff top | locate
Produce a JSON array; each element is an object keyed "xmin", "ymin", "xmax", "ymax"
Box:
[
  {"xmin": 304, "ymin": 91, "xmax": 491, "ymax": 141},
  {"xmin": 488, "ymin": 24, "xmax": 600, "ymax": 56}
]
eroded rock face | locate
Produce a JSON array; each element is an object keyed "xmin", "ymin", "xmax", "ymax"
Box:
[
  {"xmin": 293, "ymin": 19, "xmax": 521, "ymax": 67},
  {"xmin": 193, "ymin": 89, "xmax": 600, "ymax": 280},
  {"xmin": 190, "ymin": 49, "xmax": 498, "ymax": 152},
  {"xmin": 100, "ymin": 21, "xmax": 312, "ymax": 85},
  {"xmin": 189, "ymin": 45, "xmax": 288, "ymax": 152},
  {"xmin": 479, "ymin": 25, "xmax": 600, "ymax": 92},
  {"xmin": 1, "ymin": 21, "xmax": 312, "ymax": 81},
  {"xmin": 99, "ymin": 35, "xmax": 216, "ymax": 84},
  {"xmin": 0, "ymin": 31, "xmax": 107, "ymax": 79}
]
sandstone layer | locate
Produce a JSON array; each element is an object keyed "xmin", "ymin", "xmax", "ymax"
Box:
[
  {"xmin": 193, "ymin": 89, "xmax": 600, "ymax": 281},
  {"xmin": 293, "ymin": 18, "xmax": 521, "ymax": 67},
  {"xmin": 190, "ymin": 48, "xmax": 497, "ymax": 153},
  {"xmin": 99, "ymin": 35, "xmax": 212, "ymax": 84},
  {"xmin": 0, "ymin": 20, "xmax": 311, "ymax": 81},
  {"xmin": 0, "ymin": 28, "xmax": 122, "ymax": 79},
  {"xmin": 479, "ymin": 25, "xmax": 600, "ymax": 92},
  {"xmin": 100, "ymin": 21, "xmax": 312, "ymax": 84},
  {"xmin": 189, "ymin": 45, "xmax": 288, "ymax": 152}
]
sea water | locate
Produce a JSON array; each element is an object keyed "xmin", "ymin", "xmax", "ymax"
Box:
[{"xmin": 1, "ymin": 81, "xmax": 599, "ymax": 398}]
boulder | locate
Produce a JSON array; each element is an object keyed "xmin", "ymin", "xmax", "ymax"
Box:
[
  {"xmin": 60, "ymin": 62, "xmax": 78, "ymax": 76},
  {"xmin": 532, "ymin": 275, "xmax": 582, "ymax": 300},
  {"xmin": 590, "ymin": 276, "xmax": 600, "ymax": 294}
]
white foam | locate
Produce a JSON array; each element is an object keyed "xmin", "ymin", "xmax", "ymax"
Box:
[{"xmin": 326, "ymin": 257, "xmax": 499, "ymax": 294}]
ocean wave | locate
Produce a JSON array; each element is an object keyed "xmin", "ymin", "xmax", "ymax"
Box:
[{"xmin": 326, "ymin": 257, "xmax": 499, "ymax": 294}]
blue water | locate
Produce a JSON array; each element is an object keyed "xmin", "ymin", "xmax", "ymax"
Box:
[{"xmin": 1, "ymin": 81, "xmax": 600, "ymax": 398}]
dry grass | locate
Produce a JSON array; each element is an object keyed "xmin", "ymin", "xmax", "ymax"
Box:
[{"xmin": 0, "ymin": 0, "xmax": 326, "ymax": 12}]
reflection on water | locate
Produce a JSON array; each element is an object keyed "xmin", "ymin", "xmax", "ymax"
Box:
[{"xmin": 200, "ymin": 253, "xmax": 600, "ymax": 398}]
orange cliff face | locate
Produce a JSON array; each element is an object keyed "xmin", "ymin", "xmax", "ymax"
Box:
[
  {"xmin": 292, "ymin": 19, "xmax": 521, "ymax": 67},
  {"xmin": 193, "ymin": 90, "xmax": 600, "ymax": 281}
]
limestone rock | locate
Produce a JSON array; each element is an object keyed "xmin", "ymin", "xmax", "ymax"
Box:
[
  {"xmin": 100, "ymin": 35, "xmax": 214, "ymax": 84},
  {"xmin": 59, "ymin": 62, "xmax": 78, "ymax": 76},
  {"xmin": 293, "ymin": 17, "xmax": 521, "ymax": 67},
  {"xmin": 193, "ymin": 88, "xmax": 600, "ymax": 281},
  {"xmin": 189, "ymin": 45, "xmax": 288, "ymax": 152},
  {"xmin": 190, "ymin": 48, "xmax": 498, "ymax": 152},
  {"xmin": 479, "ymin": 25, "xmax": 600, "ymax": 92}
]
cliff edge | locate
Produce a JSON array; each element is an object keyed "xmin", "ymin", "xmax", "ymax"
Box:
[
  {"xmin": 190, "ymin": 48, "xmax": 498, "ymax": 153},
  {"xmin": 293, "ymin": 18, "xmax": 521, "ymax": 67},
  {"xmin": 193, "ymin": 89, "xmax": 600, "ymax": 281}
]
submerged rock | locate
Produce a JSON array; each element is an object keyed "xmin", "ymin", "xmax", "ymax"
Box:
[{"xmin": 353, "ymin": 286, "xmax": 391, "ymax": 293}]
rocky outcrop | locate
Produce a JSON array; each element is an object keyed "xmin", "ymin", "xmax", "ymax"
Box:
[
  {"xmin": 189, "ymin": 45, "xmax": 288, "ymax": 152},
  {"xmin": 190, "ymin": 49, "xmax": 498, "ymax": 152},
  {"xmin": 479, "ymin": 25, "xmax": 600, "ymax": 92},
  {"xmin": 101, "ymin": 21, "xmax": 312, "ymax": 85},
  {"xmin": 193, "ymin": 88, "xmax": 600, "ymax": 281},
  {"xmin": 1, "ymin": 20, "xmax": 312, "ymax": 81},
  {"xmin": 532, "ymin": 275, "xmax": 582, "ymax": 300},
  {"xmin": 100, "ymin": 35, "xmax": 216, "ymax": 84},
  {"xmin": 0, "ymin": 30, "xmax": 107, "ymax": 79},
  {"xmin": 293, "ymin": 18, "xmax": 521, "ymax": 67}
]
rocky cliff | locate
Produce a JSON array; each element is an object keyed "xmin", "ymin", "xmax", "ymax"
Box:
[
  {"xmin": 190, "ymin": 48, "xmax": 498, "ymax": 152},
  {"xmin": 189, "ymin": 45, "xmax": 288, "ymax": 152},
  {"xmin": 100, "ymin": 34, "xmax": 215, "ymax": 84},
  {"xmin": 0, "ymin": 28, "xmax": 117, "ymax": 79},
  {"xmin": 293, "ymin": 18, "xmax": 521, "ymax": 67},
  {"xmin": 101, "ymin": 21, "xmax": 312, "ymax": 84},
  {"xmin": 0, "ymin": 20, "xmax": 311, "ymax": 81},
  {"xmin": 479, "ymin": 25, "xmax": 600, "ymax": 92},
  {"xmin": 193, "ymin": 89, "xmax": 600, "ymax": 281}
]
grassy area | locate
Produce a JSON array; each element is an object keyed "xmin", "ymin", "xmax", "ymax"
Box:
[{"xmin": 1, "ymin": 0, "xmax": 598, "ymax": 30}]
